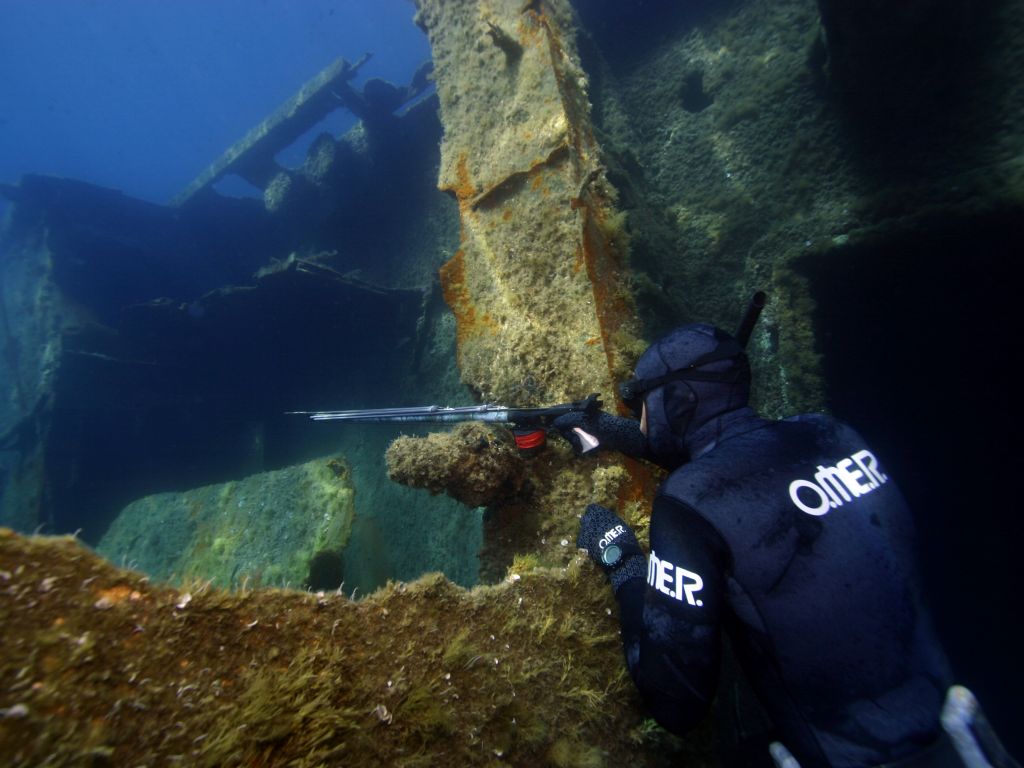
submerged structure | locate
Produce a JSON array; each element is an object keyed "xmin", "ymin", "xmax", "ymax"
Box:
[
  {"xmin": 98, "ymin": 455, "xmax": 357, "ymax": 591},
  {"xmin": 2, "ymin": 0, "xmax": 1023, "ymax": 763},
  {"xmin": 0, "ymin": 529, "xmax": 705, "ymax": 767},
  {"xmin": 417, "ymin": 0, "xmax": 642, "ymax": 406}
]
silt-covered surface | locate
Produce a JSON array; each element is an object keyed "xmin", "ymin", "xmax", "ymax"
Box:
[
  {"xmin": 416, "ymin": 0, "xmax": 644, "ymax": 407},
  {"xmin": 97, "ymin": 456, "xmax": 356, "ymax": 592},
  {"xmin": 0, "ymin": 529, "xmax": 710, "ymax": 767}
]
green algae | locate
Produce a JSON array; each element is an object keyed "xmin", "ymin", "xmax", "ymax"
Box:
[
  {"xmin": 97, "ymin": 456, "xmax": 357, "ymax": 592},
  {"xmin": 0, "ymin": 529, "xmax": 712, "ymax": 767}
]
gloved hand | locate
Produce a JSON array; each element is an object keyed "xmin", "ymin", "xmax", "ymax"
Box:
[
  {"xmin": 552, "ymin": 410, "xmax": 649, "ymax": 459},
  {"xmin": 577, "ymin": 503, "xmax": 646, "ymax": 592}
]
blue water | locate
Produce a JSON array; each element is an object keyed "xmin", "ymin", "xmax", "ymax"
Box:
[
  {"xmin": 0, "ymin": 0, "xmax": 429, "ymax": 209},
  {"xmin": 2, "ymin": 2, "xmax": 1020, "ymax": 762}
]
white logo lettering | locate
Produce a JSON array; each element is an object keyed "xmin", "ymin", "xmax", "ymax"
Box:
[
  {"xmin": 598, "ymin": 525, "xmax": 625, "ymax": 550},
  {"xmin": 788, "ymin": 448, "xmax": 888, "ymax": 516},
  {"xmin": 647, "ymin": 550, "xmax": 704, "ymax": 607}
]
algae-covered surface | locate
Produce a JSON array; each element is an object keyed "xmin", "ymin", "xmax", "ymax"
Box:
[
  {"xmin": 386, "ymin": 422, "xmax": 526, "ymax": 508},
  {"xmin": 416, "ymin": 0, "xmax": 644, "ymax": 408},
  {"xmin": 583, "ymin": 0, "xmax": 1024, "ymax": 416},
  {"xmin": 4, "ymin": 0, "xmax": 1022, "ymax": 762},
  {"xmin": 0, "ymin": 529, "xmax": 710, "ymax": 767},
  {"xmin": 97, "ymin": 456, "xmax": 356, "ymax": 591},
  {"xmin": 411, "ymin": 0, "xmax": 660, "ymax": 587},
  {"xmin": 383, "ymin": 410, "xmax": 659, "ymax": 584}
]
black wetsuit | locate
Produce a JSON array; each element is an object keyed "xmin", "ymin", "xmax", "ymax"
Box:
[{"xmin": 615, "ymin": 409, "xmax": 952, "ymax": 768}]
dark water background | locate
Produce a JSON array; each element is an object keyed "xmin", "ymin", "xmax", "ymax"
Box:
[
  {"xmin": 801, "ymin": 212, "xmax": 1023, "ymax": 761},
  {"xmin": 2, "ymin": 0, "xmax": 1020, "ymax": 763}
]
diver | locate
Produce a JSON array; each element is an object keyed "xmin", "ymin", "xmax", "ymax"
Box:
[{"xmin": 553, "ymin": 302, "xmax": 1017, "ymax": 768}]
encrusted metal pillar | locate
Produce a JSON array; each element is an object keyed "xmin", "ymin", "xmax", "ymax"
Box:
[{"xmin": 415, "ymin": 0, "xmax": 642, "ymax": 407}]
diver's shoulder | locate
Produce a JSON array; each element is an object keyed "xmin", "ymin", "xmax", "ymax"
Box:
[
  {"xmin": 782, "ymin": 412, "xmax": 838, "ymax": 426},
  {"xmin": 782, "ymin": 411, "xmax": 853, "ymax": 432},
  {"xmin": 780, "ymin": 412, "xmax": 869, "ymax": 446}
]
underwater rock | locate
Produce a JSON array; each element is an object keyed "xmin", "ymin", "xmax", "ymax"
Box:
[
  {"xmin": 386, "ymin": 422, "xmax": 525, "ymax": 508},
  {"xmin": 97, "ymin": 455, "xmax": 356, "ymax": 591},
  {"xmin": 0, "ymin": 528, "xmax": 709, "ymax": 766}
]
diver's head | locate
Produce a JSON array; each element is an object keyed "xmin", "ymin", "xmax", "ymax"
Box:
[{"xmin": 620, "ymin": 323, "xmax": 751, "ymax": 463}]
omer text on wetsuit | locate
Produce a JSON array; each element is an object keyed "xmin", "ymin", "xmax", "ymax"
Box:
[{"xmin": 788, "ymin": 448, "xmax": 888, "ymax": 516}]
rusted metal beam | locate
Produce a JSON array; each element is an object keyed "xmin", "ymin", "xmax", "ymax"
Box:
[
  {"xmin": 415, "ymin": 0, "xmax": 642, "ymax": 408},
  {"xmin": 172, "ymin": 55, "xmax": 370, "ymax": 206}
]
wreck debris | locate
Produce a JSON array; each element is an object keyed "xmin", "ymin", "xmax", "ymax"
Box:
[
  {"xmin": 97, "ymin": 455, "xmax": 357, "ymax": 591},
  {"xmin": 0, "ymin": 528, "xmax": 701, "ymax": 765},
  {"xmin": 173, "ymin": 55, "xmax": 371, "ymax": 206},
  {"xmin": 172, "ymin": 54, "xmax": 433, "ymax": 208},
  {"xmin": 0, "ymin": 176, "xmax": 423, "ymax": 538},
  {"xmin": 415, "ymin": 0, "xmax": 644, "ymax": 408},
  {"xmin": 386, "ymin": 422, "xmax": 525, "ymax": 508},
  {"xmin": 410, "ymin": 0, "xmax": 658, "ymax": 576}
]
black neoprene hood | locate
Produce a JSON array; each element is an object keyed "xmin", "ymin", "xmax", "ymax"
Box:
[{"xmin": 632, "ymin": 323, "xmax": 752, "ymax": 463}]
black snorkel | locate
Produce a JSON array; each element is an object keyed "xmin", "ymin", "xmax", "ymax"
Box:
[{"xmin": 734, "ymin": 290, "xmax": 767, "ymax": 348}]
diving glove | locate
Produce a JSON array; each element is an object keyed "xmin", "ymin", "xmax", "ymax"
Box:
[
  {"xmin": 552, "ymin": 411, "xmax": 649, "ymax": 459},
  {"xmin": 577, "ymin": 503, "xmax": 646, "ymax": 593}
]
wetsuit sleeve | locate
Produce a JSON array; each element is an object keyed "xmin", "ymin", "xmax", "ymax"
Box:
[{"xmin": 615, "ymin": 494, "xmax": 729, "ymax": 735}]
